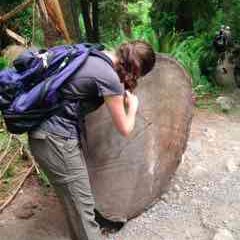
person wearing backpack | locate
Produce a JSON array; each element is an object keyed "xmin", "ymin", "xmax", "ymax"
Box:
[{"xmin": 28, "ymin": 40, "xmax": 156, "ymax": 240}]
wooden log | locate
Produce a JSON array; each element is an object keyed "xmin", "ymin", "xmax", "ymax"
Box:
[
  {"xmin": 85, "ymin": 54, "xmax": 193, "ymax": 222},
  {"xmin": 5, "ymin": 28, "xmax": 27, "ymax": 46}
]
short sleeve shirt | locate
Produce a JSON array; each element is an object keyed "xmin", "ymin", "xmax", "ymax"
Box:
[{"xmin": 35, "ymin": 54, "xmax": 124, "ymax": 138}]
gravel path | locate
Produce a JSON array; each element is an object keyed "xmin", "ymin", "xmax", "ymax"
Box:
[
  {"xmin": 0, "ymin": 109, "xmax": 240, "ymax": 240},
  {"xmin": 107, "ymin": 110, "xmax": 240, "ymax": 240}
]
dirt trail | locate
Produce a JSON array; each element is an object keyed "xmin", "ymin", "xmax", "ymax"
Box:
[{"xmin": 0, "ymin": 109, "xmax": 240, "ymax": 240}]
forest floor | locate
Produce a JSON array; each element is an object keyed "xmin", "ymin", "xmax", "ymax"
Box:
[{"xmin": 0, "ymin": 106, "xmax": 240, "ymax": 240}]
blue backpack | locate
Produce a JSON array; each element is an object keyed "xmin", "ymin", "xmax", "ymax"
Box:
[{"xmin": 0, "ymin": 43, "xmax": 108, "ymax": 134}]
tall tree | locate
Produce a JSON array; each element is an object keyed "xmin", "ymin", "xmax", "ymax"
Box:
[
  {"xmin": 38, "ymin": 0, "xmax": 82, "ymax": 47},
  {"xmin": 57, "ymin": 0, "xmax": 82, "ymax": 42},
  {"xmin": 97, "ymin": 0, "xmax": 139, "ymax": 41},
  {"xmin": 150, "ymin": 0, "xmax": 218, "ymax": 34},
  {"xmin": 80, "ymin": 0, "xmax": 100, "ymax": 43}
]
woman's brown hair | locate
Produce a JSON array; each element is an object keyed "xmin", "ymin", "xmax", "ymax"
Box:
[{"xmin": 115, "ymin": 40, "xmax": 156, "ymax": 92}]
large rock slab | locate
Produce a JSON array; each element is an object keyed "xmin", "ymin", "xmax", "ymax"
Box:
[{"xmin": 85, "ymin": 54, "xmax": 193, "ymax": 222}]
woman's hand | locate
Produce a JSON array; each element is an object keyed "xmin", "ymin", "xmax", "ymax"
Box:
[
  {"xmin": 124, "ymin": 90, "xmax": 139, "ymax": 114},
  {"xmin": 104, "ymin": 92, "xmax": 139, "ymax": 137}
]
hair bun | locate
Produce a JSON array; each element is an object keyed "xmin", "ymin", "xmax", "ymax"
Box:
[{"xmin": 115, "ymin": 40, "xmax": 156, "ymax": 91}]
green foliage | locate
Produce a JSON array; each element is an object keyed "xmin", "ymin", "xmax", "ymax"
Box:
[
  {"xmin": 223, "ymin": 0, "xmax": 240, "ymax": 43},
  {"xmin": 33, "ymin": 27, "xmax": 45, "ymax": 48},
  {"xmin": 100, "ymin": 0, "xmax": 160, "ymax": 50},
  {"xmin": 0, "ymin": 0, "xmax": 33, "ymax": 44},
  {"xmin": 10, "ymin": 6, "xmax": 33, "ymax": 41},
  {"xmin": 150, "ymin": 0, "xmax": 219, "ymax": 35},
  {"xmin": 170, "ymin": 36, "xmax": 204, "ymax": 83},
  {"xmin": 79, "ymin": 13, "xmax": 86, "ymax": 39},
  {"xmin": 3, "ymin": 165, "xmax": 15, "ymax": 179},
  {"xmin": 150, "ymin": 9, "xmax": 176, "ymax": 37},
  {"xmin": 1, "ymin": 0, "xmax": 22, "ymax": 4},
  {"xmin": 102, "ymin": 0, "xmax": 222, "ymax": 97},
  {"xmin": 99, "ymin": 0, "xmax": 125, "ymax": 42},
  {"xmin": 0, "ymin": 0, "xmax": 23, "ymax": 9},
  {"xmin": 128, "ymin": 0, "xmax": 152, "ymax": 26},
  {"xmin": 38, "ymin": 170, "xmax": 51, "ymax": 187},
  {"xmin": 127, "ymin": 0, "xmax": 160, "ymax": 51},
  {"xmin": 105, "ymin": 28, "xmax": 159, "ymax": 52},
  {"xmin": 162, "ymin": 33, "xmax": 219, "ymax": 96},
  {"xmin": 158, "ymin": 30, "xmax": 181, "ymax": 53},
  {"xmin": 104, "ymin": 0, "xmax": 160, "ymax": 51},
  {"xmin": 0, "ymin": 57, "xmax": 9, "ymax": 70}
]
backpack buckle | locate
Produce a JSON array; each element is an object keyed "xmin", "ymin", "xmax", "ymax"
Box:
[{"xmin": 37, "ymin": 52, "xmax": 50, "ymax": 68}]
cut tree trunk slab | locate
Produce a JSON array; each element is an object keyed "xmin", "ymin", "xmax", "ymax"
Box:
[{"xmin": 85, "ymin": 54, "xmax": 193, "ymax": 222}]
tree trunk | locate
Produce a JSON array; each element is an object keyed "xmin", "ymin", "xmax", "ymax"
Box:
[
  {"xmin": 37, "ymin": 0, "xmax": 63, "ymax": 47},
  {"xmin": 57, "ymin": 0, "xmax": 82, "ymax": 43},
  {"xmin": 92, "ymin": 0, "xmax": 100, "ymax": 42},
  {"xmin": 80, "ymin": 0, "xmax": 99, "ymax": 43},
  {"xmin": 176, "ymin": 1, "xmax": 193, "ymax": 32},
  {"xmin": 0, "ymin": 24, "xmax": 9, "ymax": 50},
  {"xmin": 80, "ymin": 0, "xmax": 93, "ymax": 41},
  {"xmin": 38, "ymin": 0, "xmax": 81, "ymax": 47}
]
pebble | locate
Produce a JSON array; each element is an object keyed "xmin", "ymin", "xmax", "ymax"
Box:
[
  {"xmin": 213, "ymin": 229, "xmax": 235, "ymax": 240},
  {"xmin": 188, "ymin": 165, "xmax": 208, "ymax": 178},
  {"xmin": 225, "ymin": 158, "xmax": 239, "ymax": 172},
  {"xmin": 173, "ymin": 184, "xmax": 181, "ymax": 192},
  {"xmin": 216, "ymin": 96, "xmax": 235, "ymax": 112},
  {"xmin": 0, "ymin": 220, "xmax": 6, "ymax": 226},
  {"xmin": 160, "ymin": 193, "xmax": 170, "ymax": 203},
  {"xmin": 14, "ymin": 201, "xmax": 38, "ymax": 220}
]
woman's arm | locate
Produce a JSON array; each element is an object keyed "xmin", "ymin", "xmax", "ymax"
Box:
[{"xmin": 104, "ymin": 91, "xmax": 139, "ymax": 137}]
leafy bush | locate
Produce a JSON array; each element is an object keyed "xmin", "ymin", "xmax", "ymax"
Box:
[
  {"xmin": 14, "ymin": 7, "xmax": 33, "ymax": 40},
  {"xmin": 104, "ymin": 0, "xmax": 160, "ymax": 51},
  {"xmin": 0, "ymin": 0, "xmax": 33, "ymax": 41},
  {"xmin": 158, "ymin": 30, "xmax": 181, "ymax": 53},
  {"xmin": 223, "ymin": 0, "xmax": 240, "ymax": 43},
  {"xmin": 161, "ymin": 33, "xmax": 219, "ymax": 96}
]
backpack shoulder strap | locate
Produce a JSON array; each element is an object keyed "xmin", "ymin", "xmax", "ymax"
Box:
[{"xmin": 89, "ymin": 50, "xmax": 114, "ymax": 68}]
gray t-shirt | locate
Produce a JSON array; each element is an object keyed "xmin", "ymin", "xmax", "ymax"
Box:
[{"xmin": 34, "ymin": 54, "xmax": 124, "ymax": 138}]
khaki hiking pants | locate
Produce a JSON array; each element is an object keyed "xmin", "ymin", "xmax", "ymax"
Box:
[{"xmin": 29, "ymin": 130, "xmax": 103, "ymax": 240}]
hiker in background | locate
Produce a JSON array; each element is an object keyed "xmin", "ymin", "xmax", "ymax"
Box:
[
  {"xmin": 213, "ymin": 25, "xmax": 227, "ymax": 64},
  {"xmin": 213, "ymin": 25, "xmax": 233, "ymax": 74},
  {"xmin": 28, "ymin": 40, "xmax": 156, "ymax": 240},
  {"xmin": 224, "ymin": 26, "xmax": 233, "ymax": 50}
]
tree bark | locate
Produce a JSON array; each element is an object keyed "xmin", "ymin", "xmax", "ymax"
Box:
[
  {"xmin": 80, "ymin": 0, "xmax": 100, "ymax": 43},
  {"xmin": 80, "ymin": 0, "xmax": 93, "ymax": 41},
  {"xmin": 37, "ymin": 0, "xmax": 63, "ymax": 47},
  {"xmin": 176, "ymin": 1, "xmax": 193, "ymax": 32},
  {"xmin": 92, "ymin": 0, "xmax": 100, "ymax": 42},
  {"xmin": 38, "ymin": 0, "xmax": 82, "ymax": 47},
  {"xmin": 57, "ymin": 0, "xmax": 82, "ymax": 43}
]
